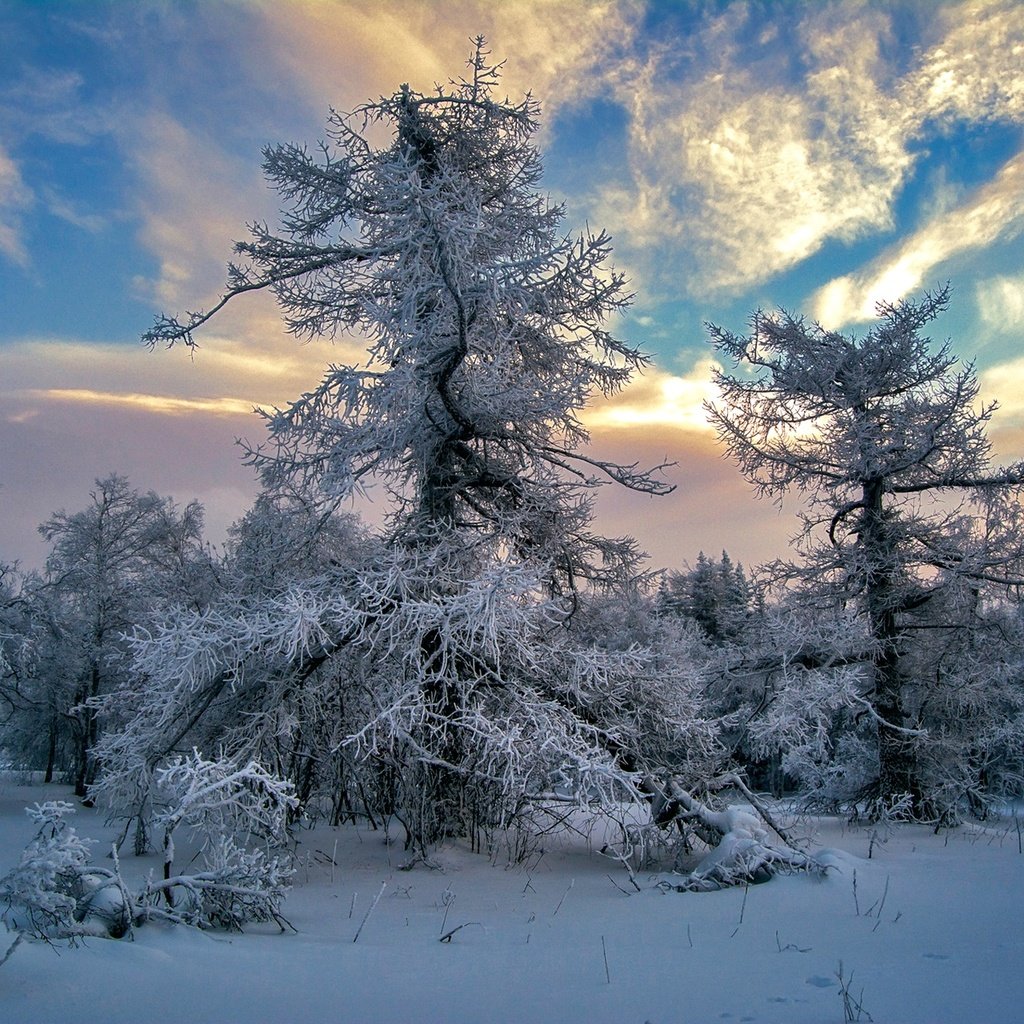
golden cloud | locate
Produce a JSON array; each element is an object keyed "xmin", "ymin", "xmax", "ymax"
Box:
[
  {"xmin": 30, "ymin": 389, "xmax": 258, "ymax": 418},
  {"xmin": 0, "ymin": 328, "xmax": 366, "ymax": 422},
  {"xmin": 249, "ymin": 0, "xmax": 644, "ymax": 130},
  {"xmin": 583, "ymin": 360, "xmax": 720, "ymax": 434}
]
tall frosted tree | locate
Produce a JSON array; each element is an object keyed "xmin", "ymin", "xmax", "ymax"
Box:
[
  {"xmin": 707, "ymin": 288, "xmax": 1024, "ymax": 817},
  {"xmin": 130, "ymin": 43, "xmax": 712, "ymax": 852}
]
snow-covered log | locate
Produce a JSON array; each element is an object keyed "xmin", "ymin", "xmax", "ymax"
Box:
[{"xmin": 641, "ymin": 775, "xmax": 825, "ymax": 891}]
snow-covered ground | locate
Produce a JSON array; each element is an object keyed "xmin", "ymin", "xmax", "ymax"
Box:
[{"xmin": 2, "ymin": 776, "xmax": 1022, "ymax": 1024}]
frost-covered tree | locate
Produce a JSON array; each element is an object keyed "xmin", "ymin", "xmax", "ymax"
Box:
[
  {"xmin": 659, "ymin": 551, "xmax": 756, "ymax": 645},
  {"xmin": 0, "ymin": 565, "xmax": 36, "ymax": 751},
  {"xmin": 128, "ymin": 42, "xmax": 711, "ymax": 855},
  {"xmin": 0, "ymin": 573, "xmax": 75, "ymax": 783},
  {"xmin": 33, "ymin": 475, "xmax": 213, "ymax": 796},
  {"xmin": 1, "ymin": 761, "xmax": 295, "ymax": 944},
  {"xmin": 707, "ymin": 287, "xmax": 1024, "ymax": 817}
]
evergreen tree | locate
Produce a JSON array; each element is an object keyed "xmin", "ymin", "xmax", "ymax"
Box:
[
  {"xmin": 131, "ymin": 43, "xmax": 700, "ymax": 851},
  {"xmin": 708, "ymin": 288, "xmax": 1024, "ymax": 816}
]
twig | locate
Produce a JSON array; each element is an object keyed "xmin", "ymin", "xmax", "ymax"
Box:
[
  {"xmin": 867, "ymin": 876, "xmax": 890, "ymax": 923},
  {"xmin": 601, "ymin": 935, "xmax": 611, "ymax": 984},
  {"xmin": 0, "ymin": 933, "xmax": 23, "ymax": 968},
  {"xmin": 836, "ymin": 960, "xmax": 874, "ymax": 1022},
  {"xmin": 775, "ymin": 929, "xmax": 811, "ymax": 953},
  {"xmin": 352, "ymin": 881, "xmax": 387, "ymax": 943},
  {"xmin": 439, "ymin": 921, "xmax": 481, "ymax": 943},
  {"xmin": 440, "ymin": 889, "xmax": 455, "ymax": 936},
  {"xmin": 606, "ymin": 873, "xmax": 633, "ymax": 896},
  {"xmin": 730, "ymin": 882, "xmax": 749, "ymax": 937},
  {"xmin": 552, "ymin": 878, "xmax": 574, "ymax": 917}
]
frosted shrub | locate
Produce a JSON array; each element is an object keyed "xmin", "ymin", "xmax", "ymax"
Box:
[
  {"xmin": 0, "ymin": 801, "xmax": 128, "ymax": 941},
  {"xmin": 1, "ymin": 756, "xmax": 297, "ymax": 945}
]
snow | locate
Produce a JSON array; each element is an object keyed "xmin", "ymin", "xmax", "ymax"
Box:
[{"xmin": 2, "ymin": 776, "xmax": 1023, "ymax": 1023}]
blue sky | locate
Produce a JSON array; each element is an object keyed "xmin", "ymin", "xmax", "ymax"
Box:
[{"xmin": 2, "ymin": 0, "xmax": 1023, "ymax": 571}]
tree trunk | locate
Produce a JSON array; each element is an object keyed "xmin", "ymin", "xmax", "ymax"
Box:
[
  {"xmin": 861, "ymin": 478, "xmax": 922, "ymax": 814},
  {"xmin": 74, "ymin": 661, "xmax": 102, "ymax": 799},
  {"xmin": 43, "ymin": 719, "xmax": 58, "ymax": 784},
  {"xmin": 415, "ymin": 626, "xmax": 466, "ymax": 848}
]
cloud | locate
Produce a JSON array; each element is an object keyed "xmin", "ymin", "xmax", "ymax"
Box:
[
  {"xmin": 0, "ymin": 375, "xmax": 789, "ymax": 575},
  {"xmin": 0, "ymin": 67, "xmax": 107, "ymax": 147},
  {"xmin": 585, "ymin": 420, "xmax": 793, "ymax": 572},
  {"xmin": 592, "ymin": 0, "xmax": 1024, "ymax": 301},
  {"xmin": 248, "ymin": 0, "xmax": 644, "ymax": 129},
  {"xmin": 905, "ymin": 0, "xmax": 1024, "ymax": 125},
  {"xmin": 0, "ymin": 393, "xmax": 261, "ymax": 571},
  {"xmin": 584, "ymin": 359, "xmax": 720, "ymax": 435},
  {"xmin": 976, "ymin": 271, "xmax": 1024, "ymax": 332},
  {"xmin": 811, "ymin": 149, "xmax": 1024, "ymax": 326},
  {"xmin": 579, "ymin": 358, "xmax": 803, "ymax": 572},
  {"xmin": 594, "ymin": 3, "xmax": 915, "ymax": 295},
  {"xmin": 123, "ymin": 112, "xmax": 271, "ymax": 312},
  {"xmin": 40, "ymin": 186, "xmax": 107, "ymax": 233},
  {"xmin": 978, "ymin": 354, "xmax": 1024, "ymax": 464},
  {"xmin": 29, "ymin": 389, "xmax": 258, "ymax": 418},
  {"xmin": 0, "ymin": 330, "xmax": 362, "ymax": 421},
  {"xmin": 0, "ymin": 144, "xmax": 32, "ymax": 266}
]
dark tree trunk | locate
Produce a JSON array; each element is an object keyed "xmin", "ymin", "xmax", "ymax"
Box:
[
  {"xmin": 415, "ymin": 626, "xmax": 466, "ymax": 847},
  {"xmin": 861, "ymin": 478, "xmax": 923, "ymax": 814},
  {"xmin": 43, "ymin": 719, "xmax": 58, "ymax": 784},
  {"xmin": 73, "ymin": 661, "xmax": 102, "ymax": 799}
]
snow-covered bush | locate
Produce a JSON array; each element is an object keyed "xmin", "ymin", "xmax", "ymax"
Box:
[
  {"xmin": 134, "ymin": 752, "xmax": 297, "ymax": 930},
  {"xmin": 0, "ymin": 801, "xmax": 128, "ymax": 941},
  {"xmin": 1, "ymin": 756, "xmax": 296, "ymax": 945}
]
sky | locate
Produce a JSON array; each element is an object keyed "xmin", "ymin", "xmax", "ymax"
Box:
[{"xmin": 1, "ymin": 0, "xmax": 1023, "ymax": 574}]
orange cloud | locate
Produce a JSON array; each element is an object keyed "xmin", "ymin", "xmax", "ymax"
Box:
[
  {"xmin": 31, "ymin": 389, "xmax": 258, "ymax": 417},
  {"xmin": 584, "ymin": 361, "xmax": 720, "ymax": 435}
]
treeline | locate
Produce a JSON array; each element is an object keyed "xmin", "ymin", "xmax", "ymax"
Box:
[{"xmin": 3, "ymin": 479, "xmax": 1023, "ymax": 833}]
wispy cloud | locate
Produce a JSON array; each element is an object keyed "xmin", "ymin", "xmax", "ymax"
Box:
[
  {"xmin": 0, "ymin": 332, "xmax": 364, "ymax": 427},
  {"xmin": 0, "ymin": 144, "xmax": 32, "ymax": 266},
  {"xmin": 125, "ymin": 112, "xmax": 270, "ymax": 311},
  {"xmin": 249, "ymin": 0, "xmax": 644, "ymax": 130},
  {"xmin": 40, "ymin": 186, "xmax": 107, "ymax": 233},
  {"xmin": 905, "ymin": 0, "xmax": 1024, "ymax": 125},
  {"xmin": 597, "ymin": 4, "xmax": 914, "ymax": 294},
  {"xmin": 806, "ymin": 0, "xmax": 1024, "ymax": 324},
  {"xmin": 976, "ymin": 271, "xmax": 1024, "ymax": 332},
  {"xmin": 595, "ymin": 0, "xmax": 1024, "ymax": 303},
  {"xmin": 32, "ymin": 388, "xmax": 258, "ymax": 417},
  {"xmin": 811, "ymin": 150, "xmax": 1024, "ymax": 326},
  {"xmin": 0, "ymin": 66, "xmax": 111, "ymax": 146}
]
